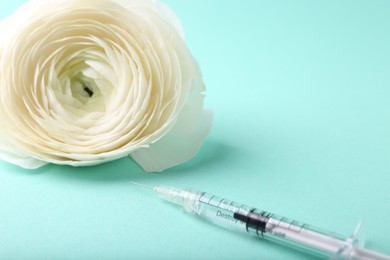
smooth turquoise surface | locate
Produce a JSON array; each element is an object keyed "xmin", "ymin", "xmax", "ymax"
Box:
[{"xmin": 1, "ymin": 1, "xmax": 390, "ymax": 259}]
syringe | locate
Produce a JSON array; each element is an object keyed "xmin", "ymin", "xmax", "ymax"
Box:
[{"xmin": 130, "ymin": 182, "xmax": 390, "ymax": 260}]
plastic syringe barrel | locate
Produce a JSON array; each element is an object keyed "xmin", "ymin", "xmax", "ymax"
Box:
[{"xmin": 155, "ymin": 186, "xmax": 390, "ymax": 260}]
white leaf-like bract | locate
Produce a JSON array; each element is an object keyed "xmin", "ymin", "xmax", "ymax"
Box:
[{"xmin": 0, "ymin": 0, "xmax": 212, "ymax": 172}]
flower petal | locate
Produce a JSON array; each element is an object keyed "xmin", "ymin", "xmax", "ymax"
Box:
[
  {"xmin": 0, "ymin": 136, "xmax": 47, "ymax": 169},
  {"xmin": 131, "ymin": 109, "xmax": 213, "ymax": 172}
]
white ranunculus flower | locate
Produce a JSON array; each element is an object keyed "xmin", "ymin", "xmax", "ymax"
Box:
[{"xmin": 0, "ymin": 0, "xmax": 212, "ymax": 172}]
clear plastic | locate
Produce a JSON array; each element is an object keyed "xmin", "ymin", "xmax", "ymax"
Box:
[{"xmin": 154, "ymin": 186, "xmax": 390, "ymax": 260}]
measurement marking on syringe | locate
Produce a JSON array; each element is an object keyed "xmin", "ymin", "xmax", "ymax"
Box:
[
  {"xmin": 208, "ymin": 195, "xmax": 215, "ymax": 204},
  {"xmin": 200, "ymin": 198, "xmax": 341, "ymax": 246},
  {"xmin": 291, "ymin": 220, "xmax": 303, "ymax": 232},
  {"xmin": 217, "ymin": 199, "xmax": 225, "ymax": 207},
  {"xmin": 198, "ymin": 192, "xmax": 206, "ymax": 202},
  {"xmin": 228, "ymin": 201, "xmax": 235, "ymax": 211}
]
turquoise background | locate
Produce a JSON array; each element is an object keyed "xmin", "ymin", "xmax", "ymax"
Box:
[{"xmin": 1, "ymin": 0, "xmax": 390, "ymax": 259}]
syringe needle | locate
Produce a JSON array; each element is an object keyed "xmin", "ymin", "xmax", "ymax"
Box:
[{"xmin": 129, "ymin": 181, "xmax": 155, "ymax": 190}]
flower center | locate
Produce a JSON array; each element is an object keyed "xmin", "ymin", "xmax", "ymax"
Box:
[
  {"xmin": 83, "ymin": 84, "xmax": 94, "ymax": 97},
  {"xmin": 54, "ymin": 50, "xmax": 115, "ymax": 115},
  {"xmin": 70, "ymin": 75, "xmax": 98, "ymax": 104}
]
